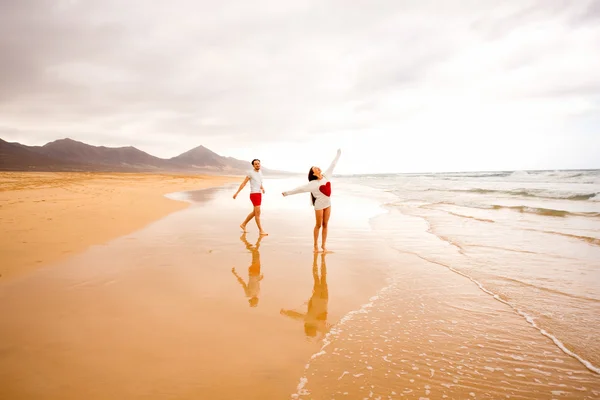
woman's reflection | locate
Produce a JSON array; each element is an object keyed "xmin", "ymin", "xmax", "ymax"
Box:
[
  {"xmin": 280, "ymin": 253, "xmax": 330, "ymax": 338},
  {"xmin": 231, "ymin": 233, "xmax": 264, "ymax": 307}
]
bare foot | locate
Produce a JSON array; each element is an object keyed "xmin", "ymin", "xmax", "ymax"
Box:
[
  {"xmin": 259, "ymin": 231, "xmax": 269, "ymax": 236},
  {"xmin": 314, "ymin": 246, "xmax": 320, "ymax": 253},
  {"xmin": 240, "ymin": 224, "xmax": 247, "ymax": 232},
  {"xmin": 322, "ymin": 247, "xmax": 331, "ymax": 253}
]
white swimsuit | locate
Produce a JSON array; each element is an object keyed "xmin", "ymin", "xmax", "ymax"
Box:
[{"xmin": 283, "ymin": 151, "xmax": 341, "ymax": 211}]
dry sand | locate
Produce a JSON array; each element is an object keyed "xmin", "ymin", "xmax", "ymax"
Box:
[{"xmin": 0, "ymin": 172, "xmax": 238, "ymax": 280}]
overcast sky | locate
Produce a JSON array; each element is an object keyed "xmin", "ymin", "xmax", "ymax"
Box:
[{"xmin": 1, "ymin": 0, "xmax": 599, "ymax": 173}]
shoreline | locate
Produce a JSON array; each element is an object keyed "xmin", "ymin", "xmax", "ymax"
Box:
[
  {"xmin": 0, "ymin": 180, "xmax": 392, "ymax": 400},
  {"xmin": 0, "ymin": 171, "xmax": 239, "ymax": 280},
  {"xmin": 1, "ymin": 177, "xmax": 598, "ymax": 399}
]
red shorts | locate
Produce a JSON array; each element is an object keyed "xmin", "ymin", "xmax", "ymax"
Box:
[{"xmin": 250, "ymin": 193, "xmax": 262, "ymax": 206}]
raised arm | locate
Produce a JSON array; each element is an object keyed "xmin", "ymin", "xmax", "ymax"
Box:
[
  {"xmin": 324, "ymin": 149, "xmax": 342, "ymax": 177},
  {"xmin": 282, "ymin": 180, "xmax": 318, "ymax": 197}
]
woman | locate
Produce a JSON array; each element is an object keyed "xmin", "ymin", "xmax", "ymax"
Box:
[
  {"xmin": 282, "ymin": 149, "xmax": 341, "ymax": 253},
  {"xmin": 280, "ymin": 252, "xmax": 330, "ymax": 338}
]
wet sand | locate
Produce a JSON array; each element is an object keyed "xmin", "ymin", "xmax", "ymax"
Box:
[
  {"xmin": 0, "ymin": 172, "xmax": 238, "ymax": 279},
  {"xmin": 0, "ymin": 179, "xmax": 598, "ymax": 399},
  {"xmin": 0, "ymin": 181, "xmax": 389, "ymax": 399}
]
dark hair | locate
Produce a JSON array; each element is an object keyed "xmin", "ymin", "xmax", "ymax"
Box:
[
  {"xmin": 251, "ymin": 159, "xmax": 260, "ymax": 165},
  {"xmin": 308, "ymin": 167, "xmax": 318, "ymax": 205}
]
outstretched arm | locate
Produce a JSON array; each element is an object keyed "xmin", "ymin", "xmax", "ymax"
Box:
[
  {"xmin": 324, "ymin": 149, "xmax": 342, "ymax": 177},
  {"xmin": 233, "ymin": 176, "xmax": 250, "ymax": 199},
  {"xmin": 280, "ymin": 309, "xmax": 306, "ymax": 320},
  {"xmin": 282, "ymin": 180, "xmax": 318, "ymax": 197},
  {"xmin": 231, "ymin": 268, "xmax": 248, "ymax": 290}
]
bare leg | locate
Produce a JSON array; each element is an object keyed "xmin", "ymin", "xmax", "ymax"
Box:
[
  {"xmin": 321, "ymin": 206, "xmax": 331, "ymax": 252},
  {"xmin": 314, "ymin": 210, "xmax": 323, "ymax": 252},
  {"xmin": 254, "ymin": 206, "xmax": 268, "ymax": 236},
  {"xmin": 241, "ymin": 210, "xmax": 255, "ymax": 232},
  {"xmin": 320, "ymin": 253, "xmax": 328, "ymax": 288},
  {"xmin": 312, "ymin": 253, "xmax": 319, "ymax": 285}
]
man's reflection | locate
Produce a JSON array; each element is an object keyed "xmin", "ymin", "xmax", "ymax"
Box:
[
  {"xmin": 280, "ymin": 253, "xmax": 330, "ymax": 338},
  {"xmin": 232, "ymin": 233, "xmax": 263, "ymax": 307}
]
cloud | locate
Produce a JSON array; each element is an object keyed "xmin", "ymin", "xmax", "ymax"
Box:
[{"xmin": 0, "ymin": 0, "xmax": 598, "ymax": 171}]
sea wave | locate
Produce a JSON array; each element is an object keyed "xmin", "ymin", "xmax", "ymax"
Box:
[
  {"xmin": 422, "ymin": 201, "xmax": 600, "ymax": 218},
  {"xmin": 438, "ymin": 172, "xmax": 513, "ymax": 179},
  {"xmin": 445, "ymin": 210, "xmax": 495, "ymax": 223},
  {"xmin": 491, "ymin": 205, "xmax": 600, "ymax": 218},
  {"xmin": 426, "ymin": 188, "xmax": 599, "ymax": 201},
  {"xmin": 395, "ymin": 250, "xmax": 600, "ymax": 376},
  {"xmin": 495, "ymin": 275, "xmax": 600, "ymax": 303},
  {"xmin": 507, "ymin": 170, "xmax": 599, "ymax": 182},
  {"xmin": 431, "ymin": 169, "xmax": 600, "ymax": 184},
  {"xmin": 524, "ymin": 229, "xmax": 600, "ymax": 247}
]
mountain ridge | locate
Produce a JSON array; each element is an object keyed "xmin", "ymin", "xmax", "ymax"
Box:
[{"xmin": 0, "ymin": 137, "xmax": 285, "ymax": 174}]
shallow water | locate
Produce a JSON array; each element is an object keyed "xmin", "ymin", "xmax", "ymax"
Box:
[
  {"xmin": 345, "ymin": 170, "xmax": 600, "ymax": 369},
  {"xmin": 289, "ymin": 170, "xmax": 600, "ymax": 398}
]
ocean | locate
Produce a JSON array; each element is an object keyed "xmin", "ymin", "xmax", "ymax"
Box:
[{"xmin": 292, "ymin": 169, "xmax": 600, "ymax": 399}]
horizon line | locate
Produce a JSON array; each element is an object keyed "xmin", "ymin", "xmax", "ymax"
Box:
[{"xmin": 3, "ymin": 136, "xmax": 598, "ymax": 175}]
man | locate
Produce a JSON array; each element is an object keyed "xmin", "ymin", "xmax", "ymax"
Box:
[
  {"xmin": 231, "ymin": 233, "xmax": 264, "ymax": 307},
  {"xmin": 233, "ymin": 158, "xmax": 268, "ymax": 236}
]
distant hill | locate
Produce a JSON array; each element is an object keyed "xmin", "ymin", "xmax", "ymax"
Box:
[
  {"xmin": 0, "ymin": 138, "xmax": 88, "ymax": 171},
  {"xmin": 170, "ymin": 145, "xmax": 229, "ymax": 169},
  {"xmin": 169, "ymin": 145, "xmax": 255, "ymax": 172},
  {"xmin": 37, "ymin": 138, "xmax": 171, "ymax": 169},
  {"xmin": 0, "ymin": 137, "xmax": 284, "ymax": 174}
]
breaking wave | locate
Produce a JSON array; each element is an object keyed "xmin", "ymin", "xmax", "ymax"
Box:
[
  {"xmin": 490, "ymin": 205, "xmax": 600, "ymax": 218},
  {"xmin": 426, "ymin": 188, "xmax": 599, "ymax": 201}
]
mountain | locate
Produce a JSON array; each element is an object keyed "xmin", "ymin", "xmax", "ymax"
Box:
[
  {"xmin": 35, "ymin": 138, "xmax": 170, "ymax": 170},
  {"xmin": 170, "ymin": 145, "xmax": 229, "ymax": 168},
  {"xmin": 0, "ymin": 138, "xmax": 87, "ymax": 171},
  {"xmin": 169, "ymin": 145, "xmax": 254, "ymax": 171},
  {"xmin": 0, "ymin": 138, "xmax": 281, "ymax": 174}
]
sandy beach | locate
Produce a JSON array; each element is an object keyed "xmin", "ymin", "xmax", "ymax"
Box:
[
  {"xmin": 0, "ymin": 177, "xmax": 390, "ymax": 399},
  {"xmin": 0, "ymin": 174, "xmax": 598, "ymax": 399},
  {"xmin": 0, "ymin": 172, "xmax": 238, "ymax": 279}
]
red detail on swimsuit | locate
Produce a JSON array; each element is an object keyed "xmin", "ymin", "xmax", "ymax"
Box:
[{"xmin": 319, "ymin": 181, "xmax": 331, "ymax": 197}]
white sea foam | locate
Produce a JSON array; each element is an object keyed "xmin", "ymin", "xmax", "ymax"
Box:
[{"xmin": 289, "ymin": 286, "xmax": 394, "ymax": 399}]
